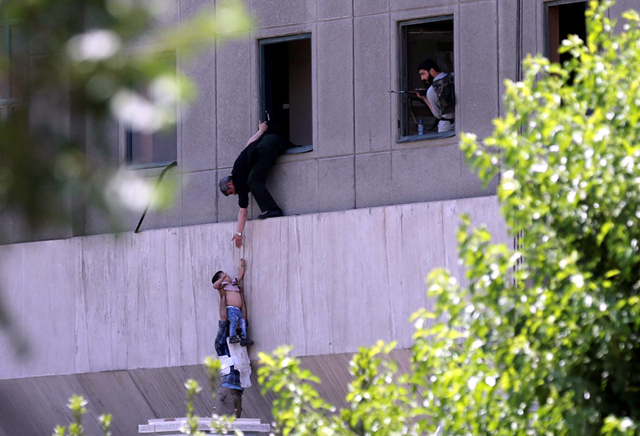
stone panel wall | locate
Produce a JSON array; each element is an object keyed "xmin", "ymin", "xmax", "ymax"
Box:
[{"xmin": 0, "ymin": 196, "xmax": 507, "ymax": 379}]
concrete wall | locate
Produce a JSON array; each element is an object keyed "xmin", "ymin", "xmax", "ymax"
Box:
[{"xmin": 0, "ymin": 195, "xmax": 507, "ymax": 380}]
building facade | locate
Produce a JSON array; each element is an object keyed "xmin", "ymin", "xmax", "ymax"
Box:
[{"xmin": 0, "ymin": 0, "xmax": 637, "ymax": 435}]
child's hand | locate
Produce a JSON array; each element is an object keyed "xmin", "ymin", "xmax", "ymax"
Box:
[{"xmin": 238, "ymin": 258, "xmax": 246, "ymax": 282}]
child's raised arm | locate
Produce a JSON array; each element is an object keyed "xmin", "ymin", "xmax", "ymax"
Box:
[
  {"xmin": 212, "ymin": 275, "xmax": 225, "ymax": 290},
  {"xmin": 237, "ymin": 258, "xmax": 246, "ymax": 282}
]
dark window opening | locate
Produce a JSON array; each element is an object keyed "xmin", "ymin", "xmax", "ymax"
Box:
[
  {"xmin": 399, "ymin": 17, "xmax": 454, "ymax": 141},
  {"xmin": 0, "ymin": 25, "xmax": 8, "ymax": 100},
  {"xmin": 127, "ymin": 125, "xmax": 177, "ymax": 166},
  {"xmin": 260, "ymin": 35, "xmax": 312, "ymax": 149},
  {"xmin": 0, "ymin": 22, "xmax": 30, "ymax": 122},
  {"xmin": 9, "ymin": 24, "xmax": 29, "ymax": 99},
  {"xmin": 547, "ymin": 1, "xmax": 587, "ymax": 64},
  {"xmin": 126, "ymin": 53, "xmax": 177, "ymax": 167}
]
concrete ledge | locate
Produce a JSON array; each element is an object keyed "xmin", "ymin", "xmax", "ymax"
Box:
[{"xmin": 139, "ymin": 417, "xmax": 271, "ymax": 434}]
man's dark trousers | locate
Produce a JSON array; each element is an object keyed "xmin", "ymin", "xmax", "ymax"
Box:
[{"xmin": 248, "ymin": 134, "xmax": 288, "ymax": 212}]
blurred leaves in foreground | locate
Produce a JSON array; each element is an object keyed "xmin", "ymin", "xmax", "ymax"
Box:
[
  {"xmin": 0, "ymin": 0, "xmax": 251, "ymax": 233},
  {"xmin": 0, "ymin": 0, "xmax": 251, "ymax": 348},
  {"xmin": 258, "ymin": 1, "xmax": 640, "ymax": 435}
]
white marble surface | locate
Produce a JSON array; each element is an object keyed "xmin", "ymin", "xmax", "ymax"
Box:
[{"xmin": 0, "ymin": 196, "xmax": 508, "ymax": 379}]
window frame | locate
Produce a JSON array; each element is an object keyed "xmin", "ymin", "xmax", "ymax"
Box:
[
  {"xmin": 258, "ymin": 33, "xmax": 313, "ymax": 151},
  {"xmin": 0, "ymin": 18, "xmax": 28, "ymax": 121},
  {"xmin": 544, "ymin": 0, "xmax": 588, "ymax": 62},
  {"xmin": 125, "ymin": 128, "xmax": 178, "ymax": 169},
  {"xmin": 125, "ymin": 51, "xmax": 178, "ymax": 169},
  {"xmin": 397, "ymin": 15, "xmax": 455, "ymax": 144}
]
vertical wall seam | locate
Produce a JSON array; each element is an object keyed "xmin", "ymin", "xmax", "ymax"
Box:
[
  {"xmin": 315, "ymin": 21, "xmax": 320, "ymax": 214},
  {"xmin": 188, "ymin": 233, "xmax": 200, "ymax": 362},
  {"xmin": 179, "ymin": 4, "xmax": 183, "ymax": 226},
  {"xmin": 516, "ymin": 0, "xmax": 522, "ymax": 81},
  {"xmin": 388, "ymin": 13, "xmax": 393, "ymax": 205},
  {"xmin": 536, "ymin": 0, "xmax": 540, "ymax": 54},
  {"xmin": 123, "ymin": 235, "xmax": 130, "ymax": 367},
  {"xmin": 382, "ymin": 209, "xmax": 397, "ymax": 340},
  {"xmin": 163, "ymin": 234, "xmax": 171, "ymax": 367},
  {"xmin": 177, "ymin": 6, "xmax": 184, "ymax": 227},
  {"xmin": 79, "ymin": 242, "xmax": 89, "ymax": 372},
  {"xmin": 128, "ymin": 370, "xmax": 158, "ymax": 417},
  {"xmin": 214, "ymin": 4, "xmax": 219, "ymax": 223},
  {"xmin": 496, "ymin": 0, "xmax": 501, "ymax": 119},
  {"xmin": 352, "ymin": 0, "xmax": 357, "ymax": 209},
  {"xmin": 21, "ymin": 246, "xmax": 26, "ymax": 376}
]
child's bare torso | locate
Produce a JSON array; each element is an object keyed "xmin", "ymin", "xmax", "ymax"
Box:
[{"xmin": 222, "ymin": 281, "xmax": 243, "ymax": 308}]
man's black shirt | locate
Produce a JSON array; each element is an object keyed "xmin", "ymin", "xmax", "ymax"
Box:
[{"xmin": 230, "ymin": 140, "xmax": 259, "ymax": 209}]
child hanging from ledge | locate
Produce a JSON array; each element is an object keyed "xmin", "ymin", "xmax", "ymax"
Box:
[{"xmin": 212, "ymin": 258, "xmax": 254, "ymax": 347}]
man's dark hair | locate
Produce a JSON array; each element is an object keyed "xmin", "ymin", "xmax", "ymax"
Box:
[
  {"xmin": 218, "ymin": 175, "xmax": 232, "ymax": 196},
  {"xmin": 418, "ymin": 58, "xmax": 440, "ymax": 73},
  {"xmin": 212, "ymin": 271, "xmax": 224, "ymax": 285}
]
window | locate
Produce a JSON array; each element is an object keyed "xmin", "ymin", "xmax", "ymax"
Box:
[
  {"xmin": 259, "ymin": 34, "xmax": 312, "ymax": 148},
  {"xmin": 0, "ymin": 21, "xmax": 29, "ymax": 122},
  {"xmin": 126, "ymin": 53, "xmax": 177, "ymax": 167},
  {"xmin": 546, "ymin": 1, "xmax": 587, "ymax": 64},
  {"xmin": 398, "ymin": 16, "xmax": 454, "ymax": 141}
]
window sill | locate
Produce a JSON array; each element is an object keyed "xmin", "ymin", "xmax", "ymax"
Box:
[
  {"xmin": 397, "ymin": 131, "xmax": 456, "ymax": 144},
  {"xmin": 126, "ymin": 161, "xmax": 176, "ymax": 170},
  {"xmin": 284, "ymin": 144, "xmax": 313, "ymax": 155}
]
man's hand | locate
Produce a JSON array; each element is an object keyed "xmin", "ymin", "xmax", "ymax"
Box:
[
  {"xmin": 232, "ymin": 233, "xmax": 243, "ymax": 248},
  {"xmin": 235, "ymin": 208, "xmax": 247, "ymax": 249},
  {"xmin": 258, "ymin": 121, "xmax": 268, "ymax": 133},
  {"xmin": 410, "ymin": 89, "xmax": 433, "ymax": 113}
]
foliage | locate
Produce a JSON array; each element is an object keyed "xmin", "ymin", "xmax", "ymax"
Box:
[
  {"xmin": 0, "ymin": 0, "xmax": 251, "ymax": 230},
  {"xmin": 258, "ymin": 346, "xmax": 335, "ymax": 435},
  {"xmin": 52, "ymin": 395, "xmax": 111, "ymax": 436},
  {"xmin": 183, "ymin": 357, "xmax": 238, "ymax": 436},
  {"xmin": 258, "ymin": 1, "xmax": 640, "ymax": 435},
  {"xmin": 184, "ymin": 379, "xmax": 205, "ymax": 436},
  {"xmin": 258, "ymin": 343, "xmax": 424, "ymax": 436},
  {"xmin": 52, "ymin": 357, "xmax": 241, "ymax": 435}
]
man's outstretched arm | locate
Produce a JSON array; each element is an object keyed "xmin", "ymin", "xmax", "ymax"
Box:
[
  {"xmin": 245, "ymin": 121, "xmax": 268, "ymax": 146},
  {"xmin": 237, "ymin": 258, "xmax": 246, "ymax": 282},
  {"xmin": 233, "ymin": 208, "xmax": 248, "ymax": 248}
]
